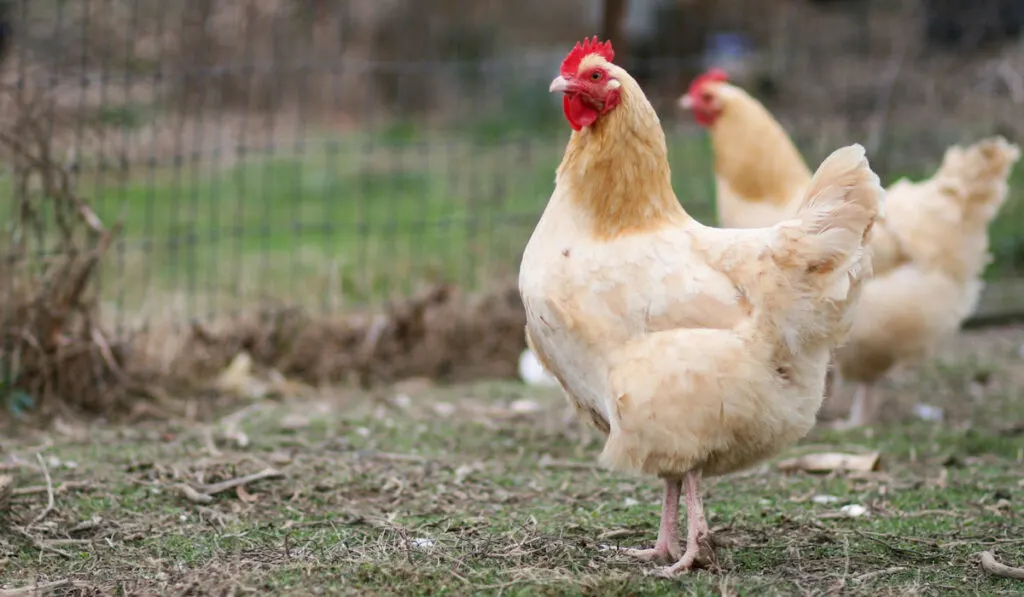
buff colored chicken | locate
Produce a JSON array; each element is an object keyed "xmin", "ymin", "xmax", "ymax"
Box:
[
  {"xmin": 835, "ymin": 139, "xmax": 1019, "ymax": 425},
  {"xmin": 681, "ymin": 69, "xmax": 1020, "ymax": 427},
  {"xmin": 519, "ymin": 38, "xmax": 883, "ymax": 575}
]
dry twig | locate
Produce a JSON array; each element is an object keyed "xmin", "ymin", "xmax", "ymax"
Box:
[
  {"xmin": 0, "ymin": 579, "xmax": 72, "ymax": 597},
  {"xmin": 30, "ymin": 453, "xmax": 54, "ymax": 524},
  {"xmin": 196, "ymin": 467, "xmax": 284, "ymax": 495},
  {"xmin": 853, "ymin": 566, "xmax": 908, "ymax": 584},
  {"xmin": 0, "ymin": 75, "xmax": 135, "ymax": 417},
  {"xmin": 537, "ymin": 455, "xmax": 598, "ymax": 471},
  {"xmin": 979, "ymin": 551, "xmax": 1024, "ymax": 580},
  {"xmin": 178, "ymin": 468, "xmax": 285, "ymax": 504},
  {"xmin": 12, "ymin": 527, "xmax": 71, "ymax": 558},
  {"xmin": 177, "ymin": 484, "xmax": 214, "ymax": 505},
  {"xmin": 12, "ymin": 480, "xmax": 91, "ymax": 497},
  {"xmin": 0, "ymin": 474, "xmax": 12, "ymax": 511},
  {"xmin": 356, "ymin": 451, "xmax": 427, "ymax": 464}
]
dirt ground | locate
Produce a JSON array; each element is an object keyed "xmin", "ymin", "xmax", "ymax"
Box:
[{"xmin": 2, "ymin": 326, "xmax": 1023, "ymax": 596}]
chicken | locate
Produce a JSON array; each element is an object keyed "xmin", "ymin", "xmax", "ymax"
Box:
[
  {"xmin": 680, "ymin": 69, "xmax": 1020, "ymax": 426},
  {"xmin": 678, "ymin": 69, "xmax": 905, "ymax": 276},
  {"xmin": 518, "ymin": 348, "xmax": 559, "ymax": 388},
  {"xmin": 679, "ymin": 69, "xmax": 811, "ymax": 230},
  {"xmin": 833, "ymin": 138, "xmax": 1020, "ymax": 425},
  {"xmin": 519, "ymin": 37, "xmax": 883, "ymax": 575}
]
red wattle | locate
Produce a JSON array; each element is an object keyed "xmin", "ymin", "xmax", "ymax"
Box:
[{"xmin": 563, "ymin": 94, "xmax": 598, "ymax": 131}]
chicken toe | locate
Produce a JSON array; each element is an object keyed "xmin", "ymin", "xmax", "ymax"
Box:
[
  {"xmin": 656, "ymin": 470, "xmax": 717, "ymax": 576},
  {"xmin": 833, "ymin": 382, "xmax": 878, "ymax": 429},
  {"xmin": 623, "ymin": 477, "xmax": 682, "ymax": 564},
  {"xmin": 656, "ymin": 531, "xmax": 715, "ymax": 577}
]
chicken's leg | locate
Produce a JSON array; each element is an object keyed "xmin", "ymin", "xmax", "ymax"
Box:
[
  {"xmin": 658, "ymin": 469, "xmax": 716, "ymax": 576},
  {"xmin": 836, "ymin": 382, "xmax": 877, "ymax": 428},
  {"xmin": 623, "ymin": 476, "xmax": 682, "ymax": 564}
]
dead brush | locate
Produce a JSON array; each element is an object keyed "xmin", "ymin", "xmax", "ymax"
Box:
[
  {"xmin": 0, "ymin": 80, "xmax": 136, "ymax": 418},
  {"xmin": 167, "ymin": 281, "xmax": 528, "ymax": 390}
]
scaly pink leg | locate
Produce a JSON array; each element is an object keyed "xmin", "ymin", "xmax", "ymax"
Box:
[
  {"xmin": 658, "ymin": 469, "xmax": 716, "ymax": 576},
  {"xmin": 623, "ymin": 477, "xmax": 682, "ymax": 564},
  {"xmin": 833, "ymin": 382, "xmax": 877, "ymax": 429}
]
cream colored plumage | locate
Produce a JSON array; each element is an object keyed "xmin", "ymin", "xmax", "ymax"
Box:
[
  {"xmin": 520, "ymin": 42, "xmax": 883, "ymax": 575},
  {"xmin": 682, "ymin": 74, "xmax": 1020, "ymax": 426},
  {"xmin": 834, "ymin": 138, "xmax": 1020, "ymax": 423}
]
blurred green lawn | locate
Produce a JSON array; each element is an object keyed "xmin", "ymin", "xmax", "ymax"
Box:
[{"xmin": 3, "ymin": 122, "xmax": 1022, "ymax": 323}]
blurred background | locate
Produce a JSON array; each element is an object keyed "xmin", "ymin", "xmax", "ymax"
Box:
[{"xmin": 0, "ymin": 0, "xmax": 1022, "ymax": 405}]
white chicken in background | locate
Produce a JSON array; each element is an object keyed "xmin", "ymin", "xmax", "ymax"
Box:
[
  {"xmin": 518, "ymin": 348, "xmax": 559, "ymax": 387},
  {"xmin": 520, "ymin": 347, "xmax": 579, "ymax": 429}
]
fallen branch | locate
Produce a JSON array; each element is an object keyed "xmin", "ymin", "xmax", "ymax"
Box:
[
  {"xmin": 178, "ymin": 467, "xmax": 285, "ymax": 504},
  {"xmin": 196, "ymin": 467, "xmax": 284, "ymax": 495},
  {"xmin": 777, "ymin": 452, "xmax": 881, "ymax": 475},
  {"xmin": 0, "ymin": 474, "xmax": 12, "ymax": 511},
  {"xmin": 12, "ymin": 480, "xmax": 92, "ymax": 497},
  {"xmin": 853, "ymin": 566, "xmax": 908, "ymax": 584},
  {"xmin": 597, "ymin": 528, "xmax": 639, "ymax": 540},
  {"xmin": 0, "ymin": 76, "xmax": 134, "ymax": 417},
  {"xmin": 537, "ymin": 455, "xmax": 598, "ymax": 471},
  {"xmin": 979, "ymin": 551, "xmax": 1024, "ymax": 581},
  {"xmin": 0, "ymin": 579, "xmax": 72, "ymax": 597},
  {"xmin": 177, "ymin": 483, "xmax": 214, "ymax": 505},
  {"xmin": 30, "ymin": 453, "xmax": 54, "ymax": 524},
  {"xmin": 12, "ymin": 527, "xmax": 71, "ymax": 558},
  {"xmin": 356, "ymin": 450, "xmax": 427, "ymax": 464}
]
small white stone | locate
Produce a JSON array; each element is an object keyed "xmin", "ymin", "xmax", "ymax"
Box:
[
  {"xmin": 509, "ymin": 399, "xmax": 542, "ymax": 414},
  {"xmin": 411, "ymin": 537, "xmax": 435, "ymax": 550},
  {"xmin": 433, "ymin": 402, "xmax": 456, "ymax": 417},
  {"xmin": 840, "ymin": 504, "xmax": 868, "ymax": 518},
  {"xmin": 912, "ymin": 403, "xmax": 943, "ymax": 422}
]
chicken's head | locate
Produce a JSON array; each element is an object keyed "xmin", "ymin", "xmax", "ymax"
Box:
[
  {"xmin": 549, "ymin": 37, "xmax": 622, "ymax": 131},
  {"xmin": 680, "ymin": 68, "xmax": 729, "ymax": 127}
]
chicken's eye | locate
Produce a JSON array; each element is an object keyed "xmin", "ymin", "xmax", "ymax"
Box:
[
  {"xmin": 590, "ymin": 71, "xmax": 603, "ymax": 81},
  {"xmin": 701, "ymin": 92, "xmax": 714, "ymax": 102}
]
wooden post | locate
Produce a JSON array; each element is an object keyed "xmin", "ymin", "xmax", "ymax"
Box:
[{"xmin": 601, "ymin": 0, "xmax": 629, "ymax": 59}]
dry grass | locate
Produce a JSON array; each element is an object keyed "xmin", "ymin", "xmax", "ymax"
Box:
[
  {"xmin": 0, "ymin": 80, "xmax": 149, "ymax": 416},
  {"xmin": 156, "ymin": 280, "xmax": 527, "ymax": 389},
  {"xmin": 1, "ymin": 326, "xmax": 1023, "ymax": 596}
]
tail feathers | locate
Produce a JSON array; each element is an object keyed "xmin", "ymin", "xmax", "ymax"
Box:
[
  {"xmin": 937, "ymin": 136, "xmax": 1020, "ymax": 224},
  {"xmin": 794, "ymin": 143, "xmax": 885, "ymax": 277},
  {"xmin": 886, "ymin": 136, "xmax": 1021, "ymax": 280},
  {"xmin": 754, "ymin": 144, "xmax": 885, "ymax": 353}
]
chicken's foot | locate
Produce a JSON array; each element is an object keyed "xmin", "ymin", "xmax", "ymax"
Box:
[
  {"xmin": 834, "ymin": 382, "xmax": 877, "ymax": 429},
  {"xmin": 623, "ymin": 476, "xmax": 681, "ymax": 564},
  {"xmin": 656, "ymin": 469, "xmax": 717, "ymax": 577}
]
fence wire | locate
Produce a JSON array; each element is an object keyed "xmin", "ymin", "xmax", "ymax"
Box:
[{"xmin": 1, "ymin": 0, "xmax": 1022, "ymax": 333}]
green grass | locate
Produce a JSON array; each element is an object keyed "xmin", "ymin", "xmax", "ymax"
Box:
[
  {"xmin": 0, "ymin": 126, "xmax": 719, "ymax": 319},
  {"xmin": 2, "ymin": 326, "xmax": 1023, "ymax": 595},
  {"xmin": 82, "ymin": 133, "xmax": 567, "ymax": 312},
  {"xmin": 2, "ymin": 120, "xmax": 1022, "ymax": 322}
]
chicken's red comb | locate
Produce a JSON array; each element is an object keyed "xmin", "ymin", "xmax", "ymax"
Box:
[
  {"xmin": 689, "ymin": 68, "xmax": 729, "ymax": 94},
  {"xmin": 560, "ymin": 37, "xmax": 615, "ymax": 76}
]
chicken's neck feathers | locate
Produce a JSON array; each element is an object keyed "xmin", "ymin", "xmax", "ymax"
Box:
[
  {"xmin": 710, "ymin": 87, "xmax": 811, "ymax": 208},
  {"xmin": 554, "ymin": 77, "xmax": 689, "ymax": 240}
]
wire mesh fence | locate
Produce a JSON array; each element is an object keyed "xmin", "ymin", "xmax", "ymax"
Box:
[{"xmin": 1, "ymin": 0, "xmax": 1022, "ymax": 336}]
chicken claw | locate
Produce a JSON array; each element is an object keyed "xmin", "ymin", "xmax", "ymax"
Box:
[
  {"xmin": 829, "ymin": 382, "xmax": 877, "ymax": 429},
  {"xmin": 621, "ymin": 477, "xmax": 683, "ymax": 564},
  {"xmin": 654, "ymin": 529, "xmax": 716, "ymax": 577},
  {"xmin": 623, "ymin": 545, "xmax": 680, "ymax": 565},
  {"xmin": 654, "ymin": 470, "xmax": 718, "ymax": 577}
]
